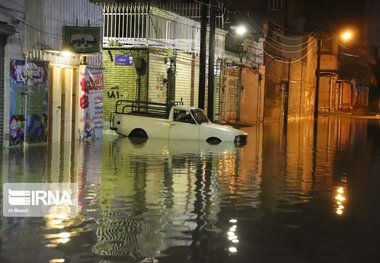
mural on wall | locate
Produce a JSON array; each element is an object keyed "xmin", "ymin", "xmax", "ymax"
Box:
[
  {"xmin": 9, "ymin": 60, "xmax": 49, "ymax": 146},
  {"xmin": 79, "ymin": 67, "xmax": 104, "ymax": 142}
]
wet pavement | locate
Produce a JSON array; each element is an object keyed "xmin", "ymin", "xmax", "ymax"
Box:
[{"xmin": 1, "ymin": 117, "xmax": 380, "ymax": 263}]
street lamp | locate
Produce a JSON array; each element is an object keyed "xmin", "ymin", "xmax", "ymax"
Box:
[
  {"xmin": 340, "ymin": 31, "xmax": 353, "ymax": 42},
  {"xmin": 340, "ymin": 29, "xmax": 354, "ymax": 42},
  {"xmin": 230, "ymin": 25, "xmax": 247, "ymax": 36}
]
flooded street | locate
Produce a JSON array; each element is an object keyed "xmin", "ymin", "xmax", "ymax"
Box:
[{"xmin": 1, "ymin": 117, "xmax": 380, "ymax": 263}]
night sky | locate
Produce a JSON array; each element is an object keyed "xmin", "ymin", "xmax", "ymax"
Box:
[{"xmin": 230, "ymin": 0, "xmax": 380, "ymax": 49}]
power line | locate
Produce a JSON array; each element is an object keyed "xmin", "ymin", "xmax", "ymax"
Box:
[
  {"xmin": 268, "ymin": 19, "xmax": 306, "ymax": 37},
  {"xmin": 264, "ymin": 37, "xmax": 316, "ymax": 54},
  {"xmin": 223, "ymin": 0, "xmax": 316, "ymax": 48},
  {"xmin": 3, "ymin": 0, "xmax": 23, "ymax": 10},
  {"xmin": 263, "ymin": 44, "xmax": 316, "ymax": 64}
]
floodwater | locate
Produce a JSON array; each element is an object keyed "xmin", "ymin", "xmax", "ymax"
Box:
[{"xmin": 1, "ymin": 117, "xmax": 380, "ymax": 263}]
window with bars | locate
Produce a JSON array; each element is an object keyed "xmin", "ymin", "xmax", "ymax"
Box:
[{"xmin": 268, "ymin": 0, "xmax": 283, "ymax": 11}]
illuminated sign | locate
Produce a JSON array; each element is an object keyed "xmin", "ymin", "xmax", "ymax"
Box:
[{"xmin": 63, "ymin": 26, "xmax": 100, "ymax": 53}]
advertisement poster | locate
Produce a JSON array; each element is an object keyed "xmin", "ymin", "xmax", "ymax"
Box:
[
  {"xmin": 9, "ymin": 60, "xmax": 49, "ymax": 146},
  {"xmin": 79, "ymin": 67, "xmax": 104, "ymax": 142}
]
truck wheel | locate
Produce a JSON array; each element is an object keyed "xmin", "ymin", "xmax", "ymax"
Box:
[
  {"xmin": 206, "ymin": 137, "xmax": 222, "ymax": 145},
  {"xmin": 129, "ymin": 129, "xmax": 148, "ymax": 138}
]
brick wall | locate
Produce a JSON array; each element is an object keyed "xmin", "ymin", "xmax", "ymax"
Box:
[{"xmin": 102, "ymin": 48, "xmax": 148, "ymax": 127}]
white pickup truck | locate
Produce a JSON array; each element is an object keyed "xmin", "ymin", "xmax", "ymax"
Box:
[{"xmin": 110, "ymin": 100, "xmax": 247, "ymax": 145}]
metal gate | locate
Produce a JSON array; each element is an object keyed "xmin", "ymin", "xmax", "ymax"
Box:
[{"xmin": 219, "ymin": 62, "xmax": 239, "ymax": 123}]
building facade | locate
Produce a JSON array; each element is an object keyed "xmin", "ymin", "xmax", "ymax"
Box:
[{"xmin": 1, "ymin": 0, "xmax": 103, "ymax": 147}]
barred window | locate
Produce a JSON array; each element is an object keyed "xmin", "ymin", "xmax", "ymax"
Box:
[{"xmin": 268, "ymin": 0, "xmax": 283, "ymax": 11}]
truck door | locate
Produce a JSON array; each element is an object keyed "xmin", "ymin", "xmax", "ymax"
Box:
[{"xmin": 169, "ymin": 109, "xmax": 199, "ymax": 141}]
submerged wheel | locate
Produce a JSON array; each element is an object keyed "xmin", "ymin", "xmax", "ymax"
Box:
[
  {"xmin": 129, "ymin": 129, "xmax": 148, "ymax": 138},
  {"xmin": 206, "ymin": 137, "xmax": 222, "ymax": 145}
]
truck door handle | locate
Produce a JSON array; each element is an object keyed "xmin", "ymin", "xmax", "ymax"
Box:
[{"xmin": 170, "ymin": 123, "xmax": 176, "ymax": 127}]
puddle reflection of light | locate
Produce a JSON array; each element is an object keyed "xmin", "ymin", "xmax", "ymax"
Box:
[
  {"xmin": 45, "ymin": 214, "xmax": 84, "ymax": 248},
  {"xmin": 227, "ymin": 219, "xmax": 239, "ymax": 253},
  {"xmin": 45, "ymin": 231, "xmax": 72, "ymax": 247},
  {"xmin": 229, "ymin": 247, "xmax": 237, "ymax": 253},
  {"xmin": 335, "ymin": 186, "xmax": 347, "ymax": 216}
]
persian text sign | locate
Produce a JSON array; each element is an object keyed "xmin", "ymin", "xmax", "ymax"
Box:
[
  {"xmin": 3, "ymin": 183, "xmax": 78, "ymax": 217},
  {"xmin": 115, "ymin": 54, "xmax": 133, "ymax": 66}
]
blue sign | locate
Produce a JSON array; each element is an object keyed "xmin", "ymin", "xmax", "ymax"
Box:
[{"xmin": 115, "ymin": 54, "xmax": 133, "ymax": 66}]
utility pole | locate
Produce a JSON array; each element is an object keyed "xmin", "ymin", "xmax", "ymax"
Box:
[
  {"xmin": 314, "ymin": 37, "xmax": 322, "ymax": 120},
  {"xmin": 207, "ymin": 0, "xmax": 216, "ymax": 120},
  {"xmin": 198, "ymin": 0, "xmax": 208, "ymax": 109}
]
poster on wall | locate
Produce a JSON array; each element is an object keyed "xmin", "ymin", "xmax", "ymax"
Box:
[
  {"xmin": 9, "ymin": 60, "xmax": 49, "ymax": 146},
  {"xmin": 78, "ymin": 67, "xmax": 104, "ymax": 142}
]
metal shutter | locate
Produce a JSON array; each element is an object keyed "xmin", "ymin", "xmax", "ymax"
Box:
[
  {"xmin": 148, "ymin": 51, "xmax": 167, "ymax": 103},
  {"xmin": 175, "ymin": 53, "xmax": 192, "ymax": 105}
]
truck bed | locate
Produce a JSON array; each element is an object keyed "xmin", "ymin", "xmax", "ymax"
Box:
[
  {"xmin": 127, "ymin": 111, "xmax": 169, "ymax": 119},
  {"xmin": 114, "ymin": 99, "xmax": 182, "ymax": 119}
]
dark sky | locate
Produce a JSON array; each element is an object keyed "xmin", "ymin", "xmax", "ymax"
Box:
[
  {"xmin": 230, "ymin": 0, "xmax": 366, "ymax": 31},
  {"xmin": 230, "ymin": 0, "xmax": 373, "ymax": 45},
  {"xmin": 304, "ymin": 0, "xmax": 366, "ymax": 31}
]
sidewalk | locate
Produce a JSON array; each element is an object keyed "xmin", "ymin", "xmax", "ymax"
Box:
[{"xmin": 320, "ymin": 109, "xmax": 380, "ymax": 119}]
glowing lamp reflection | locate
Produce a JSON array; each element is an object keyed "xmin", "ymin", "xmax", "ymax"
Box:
[
  {"xmin": 334, "ymin": 186, "xmax": 347, "ymax": 216},
  {"xmin": 229, "ymin": 247, "xmax": 238, "ymax": 253}
]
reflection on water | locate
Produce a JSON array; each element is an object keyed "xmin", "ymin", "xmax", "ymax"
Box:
[{"xmin": 1, "ymin": 117, "xmax": 380, "ymax": 262}]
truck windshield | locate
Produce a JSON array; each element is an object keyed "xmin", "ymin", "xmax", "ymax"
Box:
[{"xmin": 191, "ymin": 109, "xmax": 210, "ymax": 124}]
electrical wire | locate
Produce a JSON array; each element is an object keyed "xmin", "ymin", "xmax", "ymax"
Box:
[
  {"xmin": 265, "ymin": 35, "xmax": 316, "ymax": 49},
  {"xmin": 339, "ymin": 51, "xmax": 360, "ymax": 57},
  {"xmin": 269, "ymin": 26, "xmax": 319, "ymax": 41},
  {"xmin": 264, "ymin": 37, "xmax": 316, "ymax": 53},
  {"xmin": 268, "ymin": 19, "xmax": 308, "ymax": 38},
  {"xmin": 193, "ymin": 0, "xmax": 220, "ymax": 8},
  {"xmin": 223, "ymin": 0, "xmax": 317, "ymax": 48},
  {"xmin": 3, "ymin": 0, "xmax": 23, "ymax": 10},
  {"xmin": 263, "ymin": 44, "xmax": 316, "ymax": 64}
]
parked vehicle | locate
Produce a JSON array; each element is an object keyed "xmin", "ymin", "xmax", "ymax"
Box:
[{"xmin": 110, "ymin": 100, "xmax": 247, "ymax": 145}]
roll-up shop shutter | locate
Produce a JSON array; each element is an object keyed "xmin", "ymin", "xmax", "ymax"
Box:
[
  {"xmin": 148, "ymin": 51, "xmax": 167, "ymax": 104},
  {"xmin": 175, "ymin": 53, "xmax": 192, "ymax": 106}
]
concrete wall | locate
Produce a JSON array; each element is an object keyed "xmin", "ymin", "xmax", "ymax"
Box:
[
  {"xmin": 264, "ymin": 48, "xmax": 316, "ymax": 121},
  {"xmin": 263, "ymin": 58, "xmax": 283, "ymax": 121}
]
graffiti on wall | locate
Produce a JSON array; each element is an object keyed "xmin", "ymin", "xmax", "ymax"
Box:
[{"xmin": 106, "ymin": 86, "xmax": 128, "ymax": 100}]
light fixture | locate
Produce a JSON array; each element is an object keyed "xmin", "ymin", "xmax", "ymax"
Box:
[
  {"xmin": 231, "ymin": 25, "xmax": 247, "ymax": 36},
  {"xmin": 235, "ymin": 25, "xmax": 247, "ymax": 36},
  {"xmin": 61, "ymin": 50, "xmax": 73, "ymax": 57},
  {"xmin": 340, "ymin": 30, "xmax": 353, "ymax": 42}
]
